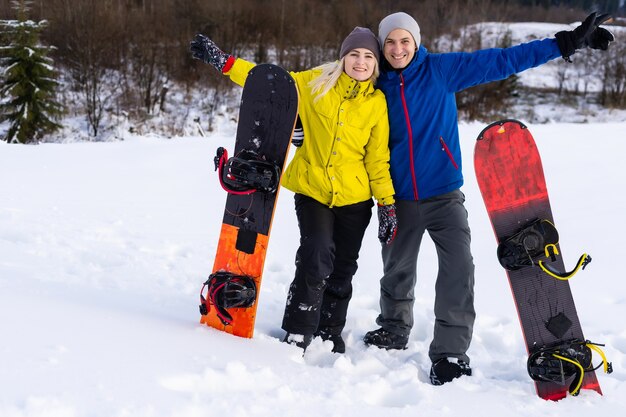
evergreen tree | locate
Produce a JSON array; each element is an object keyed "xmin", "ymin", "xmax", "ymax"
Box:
[{"xmin": 0, "ymin": 0, "xmax": 62, "ymax": 144}]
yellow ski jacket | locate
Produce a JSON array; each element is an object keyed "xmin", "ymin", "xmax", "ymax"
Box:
[{"xmin": 225, "ymin": 58, "xmax": 395, "ymax": 208}]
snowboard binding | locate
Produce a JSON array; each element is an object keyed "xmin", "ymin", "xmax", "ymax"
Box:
[
  {"xmin": 199, "ymin": 272, "xmax": 257, "ymax": 326},
  {"xmin": 527, "ymin": 339, "xmax": 612, "ymax": 396},
  {"xmin": 214, "ymin": 147, "xmax": 281, "ymax": 194},
  {"xmin": 497, "ymin": 219, "xmax": 591, "ymax": 280}
]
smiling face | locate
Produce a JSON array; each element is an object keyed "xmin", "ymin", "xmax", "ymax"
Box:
[
  {"xmin": 383, "ymin": 29, "xmax": 417, "ymax": 70},
  {"xmin": 343, "ymin": 48, "xmax": 377, "ymax": 81}
]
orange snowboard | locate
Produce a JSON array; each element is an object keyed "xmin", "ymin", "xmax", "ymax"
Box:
[{"xmin": 200, "ymin": 64, "xmax": 298, "ymax": 338}]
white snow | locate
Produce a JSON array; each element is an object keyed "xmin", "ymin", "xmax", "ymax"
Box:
[
  {"xmin": 1, "ymin": 120, "xmax": 625, "ymax": 417},
  {"xmin": 1, "ymin": 19, "xmax": 626, "ymax": 417}
]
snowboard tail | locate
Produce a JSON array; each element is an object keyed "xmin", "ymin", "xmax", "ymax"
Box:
[
  {"xmin": 474, "ymin": 120, "xmax": 604, "ymax": 400},
  {"xmin": 200, "ymin": 64, "xmax": 298, "ymax": 338}
]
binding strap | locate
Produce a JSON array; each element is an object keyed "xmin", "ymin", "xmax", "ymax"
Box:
[
  {"xmin": 214, "ymin": 147, "xmax": 256, "ymax": 195},
  {"xmin": 539, "ymin": 252, "xmax": 592, "ymax": 280},
  {"xmin": 527, "ymin": 339, "xmax": 612, "ymax": 396},
  {"xmin": 213, "ymin": 147, "xmax": 281, "ymax": 194},
  {"xmin": 497, "ymin": 218, "xmax": 591, "ymax": 280},
  {"xmin": 199, "ymin": 272, "xmax": 257, "ymax": 325}
]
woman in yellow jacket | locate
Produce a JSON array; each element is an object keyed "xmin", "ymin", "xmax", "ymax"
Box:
[{"xmin": 191, "ymin": 27, "xmax": 397, "ymax": 353}]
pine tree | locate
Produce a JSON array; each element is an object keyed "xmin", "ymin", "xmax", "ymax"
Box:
[{"xmin": 0, "ymin": 0, "xmax": 62, "ymax": 144}]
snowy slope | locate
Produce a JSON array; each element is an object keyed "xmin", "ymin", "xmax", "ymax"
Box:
[
  {"xmin": 1, "ymin": 119, "xmax": 625, "ymax": 417},
  {"xmin": 2, "ymin": 16, "xmax": 626, "ymax": 417}
]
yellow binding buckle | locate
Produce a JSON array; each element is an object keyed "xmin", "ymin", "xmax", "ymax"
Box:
[{"xmin": 538, "ymin": 253, "xmax": 592, "ymax": 281}]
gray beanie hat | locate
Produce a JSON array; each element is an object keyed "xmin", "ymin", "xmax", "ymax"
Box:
[
  {"xmin": 378, "ymin": 12, "xmax": 421, "ymax": 48},
  {"xmin": 339, "ymin": 26, "xmax": 380, "ymax": 62}
]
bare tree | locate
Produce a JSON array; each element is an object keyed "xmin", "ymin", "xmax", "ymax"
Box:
[
  {"xmin": 11, "ymin": 0, "xmax": 620, "ymax": 139},
  {"xmin": 600, "ymin": 36, "xmax": 626, "ymax": 107},
  {"xmin": 59, "ymin": 1, "xmax": 119, "ymax": 138}
]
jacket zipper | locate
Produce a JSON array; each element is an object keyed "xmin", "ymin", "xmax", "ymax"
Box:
[
  {"xmin": 399, "ymin": 74, "xmax": 419, "ymax": 200},
  {"xmin": 439, "ymin": 137, "xmax": 459, "ymax": 170}
]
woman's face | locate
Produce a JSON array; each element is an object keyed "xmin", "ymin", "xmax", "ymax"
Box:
[
  {"xmin": 344, "ymin": 48, "xmax": 377, "ymax": 81},
  {"xmin": 383, "ymin": 29, "xmax": 416, "ymax": 70}
]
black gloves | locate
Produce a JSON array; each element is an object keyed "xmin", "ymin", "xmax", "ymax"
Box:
[
  {"xmin": 378, "ymin": 204, "xmax": 398, "ymax": 245},
  {"xmin": 292, "ymin": 116, "xmax": 304, "ymax": 147},
  {"xmin": 555, "ymin": 12, "xmax": 614, "ymax": 62},
  {"xmin": 190, "ymin": 34, "xmax": 233, "ymax": 72}
]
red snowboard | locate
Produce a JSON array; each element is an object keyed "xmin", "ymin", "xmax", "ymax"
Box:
[{"xmin": 474, "ymin": 119, "xmax": 601, "ymax": 400}]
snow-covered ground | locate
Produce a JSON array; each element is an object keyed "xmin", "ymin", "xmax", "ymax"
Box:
[
  {"xmin": 2, "ymin": 18, "xmax": 626, "ymax": 417},
  {"xmin": 1, "ymin": 119, "xmax": 625, "ymax": 417}
]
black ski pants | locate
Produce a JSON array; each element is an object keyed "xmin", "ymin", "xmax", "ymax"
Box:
[{"xmin": 281, "ymin": 194, "xmax": 373, "ymax": 336}]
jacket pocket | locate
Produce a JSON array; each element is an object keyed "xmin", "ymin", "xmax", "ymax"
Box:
[
  {"xmin": 311, "ymin": 93, "xmax": 336, "ymax": 119},
  {"xmin": 439, "ymin": 137, "xmax": 459, "ymax": 170},
  {"xmin": 355, "ymin": 171, "xmax": 366, "ymax": 187},
  {"xmin": 345, "ymin": 108, "xmax": 369, "ymax": 129},
  {"xmin": 336, "ymin": 164, "xmax": 371, "ymax": 205}
]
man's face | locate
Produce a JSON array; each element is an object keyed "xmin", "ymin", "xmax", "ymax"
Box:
[{"xmin": 383, "ymin": 29, "xmax": 417, "ymax": 70}]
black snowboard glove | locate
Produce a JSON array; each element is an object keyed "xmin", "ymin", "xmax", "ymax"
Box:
[
  {"xmin": 378, "ymin": 204, "xmax": 398, "ymax": 245},
  {"xmin": 555, "ymin": 12, "xmax": 614, "ymax": 62},
  {"xmin": 190, "ymin": 34, "xmax": 233, "ymax": 72},
  {"xmin": 291, "ymin": 116, "xmax": 304, "ymax": 147}
]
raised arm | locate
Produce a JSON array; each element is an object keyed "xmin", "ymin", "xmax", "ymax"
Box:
[{"xmin": 190, "ymin": 34, "xmax": 235, "ymax": 73}]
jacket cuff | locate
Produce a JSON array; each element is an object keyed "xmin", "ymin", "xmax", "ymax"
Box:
[
  {"xmin": 377, "ymin": 196, "xmax": 395, "ymax": 206},
  {"xmin": 222, "ymin": 56, "xmax": 236, "ymax": 73}
]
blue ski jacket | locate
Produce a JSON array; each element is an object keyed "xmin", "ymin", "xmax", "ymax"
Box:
[{"xmin": 377, "ymin": 38, "xmax": 562, "ymax": 201}]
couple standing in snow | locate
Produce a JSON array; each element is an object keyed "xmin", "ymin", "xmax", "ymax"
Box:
[{"xmin": 191, "ymin": 11, "xmax": 613, "ymax": 385}]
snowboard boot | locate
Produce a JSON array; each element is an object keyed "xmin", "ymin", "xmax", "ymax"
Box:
[
  {"xmin": 429, "ymin": 358, "xmax": 472, "ymax": 385},
  {"xmin": 283, "ymin": 333, "xmax": 313, "ymax": 352},
  {"xmin": 363, "ymin": 328, "xmax": 408, "ymax": 350},
  {"xmin": 315, "ymin": 329, "xmax": 346, "ymax": 354}
]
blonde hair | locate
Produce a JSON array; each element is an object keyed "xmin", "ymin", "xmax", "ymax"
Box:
[{"xmin": 308, "ymin": 56, "xmax": 380, "ymax": 102}]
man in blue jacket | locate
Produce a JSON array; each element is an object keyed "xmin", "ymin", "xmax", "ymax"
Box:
[{"xmin": 363, "ymin": 11, "xmax": 614, "ymax": 385}]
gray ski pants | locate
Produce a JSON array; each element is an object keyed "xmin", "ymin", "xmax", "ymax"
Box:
[{"xmin": 376, "ymin": 189, "xmax": 476, "ymax": 363}]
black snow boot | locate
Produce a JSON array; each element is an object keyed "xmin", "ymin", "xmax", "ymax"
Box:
[
  {"xmin": 315, "ymin": 329, "xmax": 346, "ymax": 354},
  {"xmin": 283, "ymin": 333, "xmax": 313, "ymax": 352},
  {"xmin": 429, "ymin": 358, "xmax": 472, "ymax": 385},
  {"xmin": 363, "ymin": 328, "xmax": 408, "ymax": 350}
]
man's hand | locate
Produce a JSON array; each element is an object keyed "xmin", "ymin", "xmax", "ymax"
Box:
[{"xmin": 555, "ymin": 12, "xmax": 614, "ymax": 62}]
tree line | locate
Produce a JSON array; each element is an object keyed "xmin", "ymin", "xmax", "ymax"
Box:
[{"xmin": 1, "ymin": 0, "xmax": 624, "ymax": 142}]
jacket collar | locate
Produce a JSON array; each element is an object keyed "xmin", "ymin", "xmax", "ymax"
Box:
[
  {"xmin": 337, "ymin": 71, "xmax": 375, "ymax": 99},
  {"xmin": 381, "ymin": 45, "xmax": 429, "ymax": 80}
]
